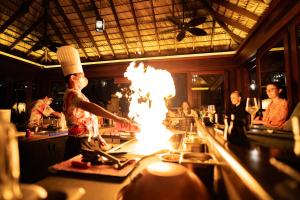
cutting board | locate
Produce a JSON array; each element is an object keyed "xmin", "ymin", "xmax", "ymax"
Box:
[{"xmin": 49, "ymin": 154, "xmax": 139, "ymax": 178}]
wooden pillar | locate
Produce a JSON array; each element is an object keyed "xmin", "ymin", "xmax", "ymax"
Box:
[{"xmin": 289, "ymin": 14, "xmax": 300, "ymax": 108}]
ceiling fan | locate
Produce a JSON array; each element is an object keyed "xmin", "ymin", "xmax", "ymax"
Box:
[{"xmin": 161, "ymin": 1, "xmax": 207, "ymax": 42}]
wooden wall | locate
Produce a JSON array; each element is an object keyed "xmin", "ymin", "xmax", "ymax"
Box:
[{"xmin": 0, "ymin": 53, "xmax": 237, "ymax": 113}]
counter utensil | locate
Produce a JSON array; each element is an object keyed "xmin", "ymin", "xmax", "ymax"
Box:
[
  {"xmin": 292, "ymin": 116, "xmax": 300, "ymax": 156},
  {"xmin": 81, "ymin": 149, "xmax": 130, "ymax": 169}
]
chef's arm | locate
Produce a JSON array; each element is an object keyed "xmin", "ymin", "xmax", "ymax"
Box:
[
  {"xmin": 51, "ymin": 111, "xmax": 62, "ymax": 118},
  {"xmin": 78, "ymin": 100, "xmax": 129, "ymax": 124}
]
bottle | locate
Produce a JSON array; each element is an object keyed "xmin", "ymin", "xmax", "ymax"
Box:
[
  {"xmin": 228, "ymin": 114, "xmax": 235, "ymax": 135},
  {"xmin": 0, "ymin": 109, "xmax": 22, "ymax": 199},
  {"xmin": 26, "ymin": 128, "xmax": 32, "ymax": 138},
  {"xmin": 214, "ymin": 113, "xmax": 218, "ymax": 124},
  {"xmin": 227, "ymin": 114, "xmax": 248, "ymax": 145}
]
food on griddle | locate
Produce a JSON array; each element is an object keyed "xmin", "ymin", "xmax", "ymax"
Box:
[
  {"xmin": 160, "ymin": 153, "xmax": 180, "ymax": 162},
  {"xmin": 71, "ymin": 160, "xmax": 91, "ymax": 169}
]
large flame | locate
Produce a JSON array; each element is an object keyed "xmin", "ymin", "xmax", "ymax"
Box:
[{"xmin": 124, "ymin": 62, "xmax": 176, "ymax": 154}]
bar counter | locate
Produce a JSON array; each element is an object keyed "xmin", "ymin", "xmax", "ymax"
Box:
[
  {"xmin": 204, "ymin": 126, "xmax": 300, "ymax": 200},
  {"xmin": 35, "ymin": 140, "xmax": 170, "ymax": 200},
  {"xmin": 32, "ymin": 126, "xmax": 300, "ymax": 200}
]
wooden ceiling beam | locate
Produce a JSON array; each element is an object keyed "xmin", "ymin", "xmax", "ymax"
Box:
[
  {"xmin": 71, "ymin": 0, "xmax": 101, "ymax": 59},
  {"xmin": 210, "ymin": 20, "xmax": 216, "ymax": 51},
  {"xmin": 172, "ymin": 0, "xmax": 178, "ymax": 52},
  {"xmin": 149, "ymin": 0, "xmax": 161, "ymax": 53},
  {"xmin": 211, "ymin": 76, "xmax": 224, "ymax": 91},
  {"xmin": 26, "ymin": 7, "xmax": 67, "ymax": 56},
  {"xmin": 26, "ymin": 41, "xmax": 40, "ymax": 56},
  {"xmin": 214, "ymin": 12, "xmax": 251, "ymax": 33},
  {"xmin": 9, "ymin": 16, "xmax": 44, "ymax": 50},
  {"xmin": 202, "ymin": 0, "xmax": 243, "ymax": 44},
  {"xmin": 129, "ymin": 0, "xmax": 145, "ymax": 55},
  {"xmin": 54, "ymin": 0, "xmax": 89, "ymax": 59},
  {"xmin": 108, "ymin": 0, "xmax": 130, "ymax": 56},
  {"xmin": 89, "ymin": 0, "xmax": 115, "ymax": 57},
  {"xmin": 48, "ymin": 17, "xmax": 67, "ymax": 45},
  {"xmin": 0, "ymin": 0, "xmax": 36, "ymax": 33},
  {"xmin": 213, "ymin": 0, "xmax": 259, "ymax": 21},
  {"xmin": 253, "ymin": 0, "xmax": 270, "ymax": 5}
]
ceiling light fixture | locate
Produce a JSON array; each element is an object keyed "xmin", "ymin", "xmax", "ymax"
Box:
[
  {"xmin": 96, "ymin": 18, "xmax": 105, "ymax": 32},
  {"xmin": 95, "ymin": 0, "xmax": 105, "ymax": 32}
]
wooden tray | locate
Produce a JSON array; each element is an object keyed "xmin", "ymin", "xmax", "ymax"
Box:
[{"xmin": 49, "ymin": 154, "xmax": 139, "ymax": 179}]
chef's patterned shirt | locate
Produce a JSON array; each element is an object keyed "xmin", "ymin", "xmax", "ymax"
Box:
[
  {"xmin": 28, "ymin": 99, "xmax": 54, "ymax": 128},
  {"xmin": 63, "ymin": 89, "xmax": 99, "ymax": 139}
]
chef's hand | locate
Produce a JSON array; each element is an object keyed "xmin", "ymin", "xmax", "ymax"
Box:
[
  {"xmin": 115, "ymin": 116, "xmax": 131, "ymax": 126},
  {"xmin": 99, "ymin": 136, "xmax": 113, "ymax": 151}
]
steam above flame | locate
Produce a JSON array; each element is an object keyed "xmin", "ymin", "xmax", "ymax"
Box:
[{"xmin": 124, "ymin": 62, "xmax": 175, "ymax": 153}]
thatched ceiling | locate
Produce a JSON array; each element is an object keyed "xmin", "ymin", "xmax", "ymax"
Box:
[{"xmin": 0, "ymin": 0, "xmax": 272, "ymax": 65}]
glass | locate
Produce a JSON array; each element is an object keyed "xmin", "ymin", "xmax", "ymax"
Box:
[
  {"xmin": 199, "ymin": 105, "xmax": 208, "ymax": 119},
  {"xmin": 245, "ymin": 98, "xmax": 259, "ymax": 126},
  {"xmin": 208, "ymin": 105, "xmax": 216, "ymax": 115},
  {"xmin": 0, "ymin": 118, "xmax": 22, "ymax": 199},
  {"xmin": 207, "ymin": 105, "xmax": 216, "ymax": 122}
]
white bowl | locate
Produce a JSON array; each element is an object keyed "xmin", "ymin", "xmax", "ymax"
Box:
[{"xmin": 117, "ymin": 162, "xmax": 209, "ymax": 200}]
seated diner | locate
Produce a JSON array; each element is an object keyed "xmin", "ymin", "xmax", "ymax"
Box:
[{"xmin": 253, "ymin": 82, "xmax": 288, "ymax": 129}]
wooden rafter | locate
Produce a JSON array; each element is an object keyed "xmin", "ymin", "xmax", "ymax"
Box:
[
  {"xmin": 26, "ymin": 42, "xmax": 38, "ymax": 56},
  {"xmin": 202, "ymin": 0, "xmax": 243, "ymax": 44},
  {"xmin": 210, "ymin": 75, "xmax": 224, "ymax": 91},
  {"xmin": 228, "ymin": 38, "xmax": 232, "ymax": 50},
  {"xmin": 54, "ymin": 0, "xmax": 89, "ymax": 59},
  {"xmin": 108, "ymin": 0, "xmax": 130, "ymax": 55},
  {"xmin": 150, "ymin": 0, "xmax": 161, "ymax": 53},
  {"xmin": 210, "ymin": 20, "xmax": 216, "ymax": 51},
  {"xmin": 213, "ymin": 0, "xmax": 259, "ymax": 21},
  {"xmin": 253, "ymin": 0, "xmax": 270, "ymax": 5},
  {"xmin": 89, "ymin": 0, "xmax": 115, "ymax": 57},
  {"xmin": 26, "ymin": 16, "xmax": 67, "ymax": 56},
  {"xmin": 0, "ymin": 0, "xmax": 36, "ymax": 33},
  {"xmin": 9, "ymin": 16, "xmax": 44, "ymax": 50},
  {"xmin": 192, "ymin": 34, "xmax": 195, "ymax": 52},
  {"xmin": 214, "ymin": 12, "xmax": 251, "ymax": 33},
  {"xmin": 172, "ymin": 0, "xmax": 177, "ymax": 52},
  {"xmin": 71, "ymin": 0, "xmax": 101, "ymax": 59},
  {"xmin": 48, "ymin": 17, "xmax": 67, "ymax": 45},
  {"xmin": 129, "ymin": 0, "xmax": 145, "ymax": 55}
]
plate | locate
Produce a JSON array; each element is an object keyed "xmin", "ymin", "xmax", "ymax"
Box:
[
  {"xmin": 182, "ymin": 152, "xmax": 212, "ymax": 162},
  {"xmin": 159, "ymin": 152, "xmax": 180, "ymax": 163}
]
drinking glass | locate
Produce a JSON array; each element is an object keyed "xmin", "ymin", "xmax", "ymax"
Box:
[
  {"xmin": 208, "ymin": 105, "xmax": 216, "ymax": 115},
  {"xmin": 245, "ymin": 98, "xmax": 259, "ymax": 127},
  {"xmin": 199, "ymin": 105, "xmax": 208, "ymax": 119},
  {"xmin": 208, "ymin": 105, "xmax": 216, "ymax": 122}
]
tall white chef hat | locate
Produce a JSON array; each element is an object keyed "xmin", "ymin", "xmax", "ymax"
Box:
[{"xmin": 56, "ymin": 45, "xmax": 83, "ymax": 76}]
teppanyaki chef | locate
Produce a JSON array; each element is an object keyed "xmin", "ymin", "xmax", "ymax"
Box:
[
  {"xmin": 56, "ymin": 45, "xmax": 132, "ymax": 152},
  {"xmin": 28, "ymin": 96, "xmax": 62, "ymax": 129}
]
